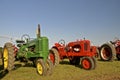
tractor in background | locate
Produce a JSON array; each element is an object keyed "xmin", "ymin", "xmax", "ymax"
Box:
[
  {"xmin": 99, "ymin": 38, "xmax": 120, "ymax": 61},
  {"xmin": 2, "ymin": 24, "xmax": 53, "ymax": 76},
  {"xmin": 49, "ymin": 39, "xmax": 97, "ymax": 70}
]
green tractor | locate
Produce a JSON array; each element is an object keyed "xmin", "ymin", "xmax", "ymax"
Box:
[{"xmin": 2, "ymin": 24, "xmax": 53, "ymax": 76}]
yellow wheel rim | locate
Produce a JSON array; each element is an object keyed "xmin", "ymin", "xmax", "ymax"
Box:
[
  {"xmin": 37, "ymin": 63, "xmax": 43, "ymax": 75},
  {"xmin": 3, "ymin": 48, "xmax": 8, "ymax": 69}
]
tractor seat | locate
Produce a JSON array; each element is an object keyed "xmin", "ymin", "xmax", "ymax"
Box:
[
  {"xmin": 16, "ymin": 40, "xmax": 26, "ymax": 47},
  {"xmin": 16, "ymin": 40, "xmax": 25, "ymax": 43}
]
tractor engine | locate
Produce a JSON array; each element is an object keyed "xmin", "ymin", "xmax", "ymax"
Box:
[{"xmin": 66, "ymin": 39, "xmax": 96, "ymax": 56}]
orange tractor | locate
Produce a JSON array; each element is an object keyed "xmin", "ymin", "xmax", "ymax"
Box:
[
  {"xmin": 49, "ymin": 39, "xmax": 97, "ymax": 70},
  {"xmin": 99, "ymin": 39, "xmax": 120, "ymax": 61}
]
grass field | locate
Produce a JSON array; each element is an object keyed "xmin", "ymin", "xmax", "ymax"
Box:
[{"xmin": 0, "ymin": 58, "xmax": 120, "ymax": 80}]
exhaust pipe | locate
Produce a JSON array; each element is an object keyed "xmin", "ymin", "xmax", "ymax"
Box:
[{"xmin": 37, "ymin": 24, "xmax": 41, "ymax": 38}]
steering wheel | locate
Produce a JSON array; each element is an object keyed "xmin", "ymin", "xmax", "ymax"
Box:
[
  {"xmin": 58, "ymin": 39, "xmax": 65, "ymax": 46},
  {"xmin": 21, "ymin": 34, "xmax": 30, "ymax": 43}
]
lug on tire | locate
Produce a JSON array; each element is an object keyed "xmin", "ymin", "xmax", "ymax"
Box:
[
  {"xmin": 100, "ymin": 43, "xmax": 116, "ymax": 61},
  {"xmin": 91, "ymin": 56, "xmax": 96, "ymax": 69},
  {"xmin": 36, "ymin": 59, "xmax": 47, "ymax": 76},
  {"xmin": 46, "ymin": 59, "xmax": 53, "ymax": 75},
  {"xmin": 81, "ymin": 57, "xmax": 95, "ymax": 70},
  {"xmin": 3, "ymin": 42, "xmax": 15, "ymax": 71},
  {"xmin": 49, "ymin": 48, "xmax": 60, "ymax": 66}
]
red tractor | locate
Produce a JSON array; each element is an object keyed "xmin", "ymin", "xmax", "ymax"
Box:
[
  {"xmin": 99, "ymin": 38, "xmax": 120, "ymax": 61},
  {"xmin": 49, "ymin": 39, "xmax": 97, "ymax": 70}
]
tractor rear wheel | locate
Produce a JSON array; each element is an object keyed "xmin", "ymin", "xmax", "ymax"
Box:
[
  {"xmin": 49, "ymin": 48, "xmax": 60, "ymax": 66},
  {"xmin": 2, "ymin": 43, "xmax": 15, "ymax": 71},
  {"xmin": 81, "ymin": 57, "xmax": 95, "ymax": 70},
  {"xmin": 69, "ymin": 57, "xmax": 80, "ymax": 65},
  {"xmin": 46, "ymin": 59, "xmax": 53, "ymax": 75},
  {"xmin": 36, "ymin": 59, "xmax": 47, "ymax": 76},
  {"xmin": 100, "ymin": 43, "xmax": 116, "ymax": 61}
]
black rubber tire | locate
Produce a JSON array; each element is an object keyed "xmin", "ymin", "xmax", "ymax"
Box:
[
  {"xmin": 91, "ymin": 56, "xmax": 96, "ymax": 69},
  {"xmin": 81, "ymin": 57, "xmax": 95, "ymax": 70},
  {"xmin": 49, "ymin": 48, "xmax": 60, "ymax": 66},
  {"xmin": 95, "ymin": 48, "xmax": 100, "ymax": 58},
  {"xmin": 46, "ymin": 59, "xmax": 53, "ymax": 75},
  {"xmin": 2, "ymin": 42, "xmax": 15, "ymax": 71},
  {"xmin": 69, "ymin": 57, "xmax": 80, "ymax": 65},
  {"xmin": 36, "ymin": 58, "xmax": 47, "ymax": 76},
  {"xmin": 100, "ymin": 43, "xmax": 116, "ymax": 61}
]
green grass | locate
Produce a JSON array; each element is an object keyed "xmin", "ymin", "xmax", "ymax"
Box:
[{"xmin": 0, "ymin": 59, "xmax": 120, "ymax": 80}]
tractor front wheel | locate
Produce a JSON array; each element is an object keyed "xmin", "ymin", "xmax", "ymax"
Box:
[
  {"xmin": 36, "ymin": 59, "xmax": 47, "ymax": 76},
  {"xmin": 81, "ymin": 57, "xmax": 95, "ymax": 70},
  {"xmin": 2, "ymin": 42, "xmax": 15, "ymax": 71}
]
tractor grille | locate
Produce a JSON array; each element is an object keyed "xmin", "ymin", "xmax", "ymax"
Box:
[{"xmin": 84, "ymin": 42, "xmax": 88, "ymax": 51}]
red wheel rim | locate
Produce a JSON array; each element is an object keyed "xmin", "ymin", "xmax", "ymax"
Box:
[
  {"xmin": 82, "ymin": 59, "xmax": 90, "ymax": 69},
  {"xmin": 49, "ymin": 53, "xmax": 55, "ymax": 64},
  {"xmin": 101, "ymin": 47, "xmax": 111, "ymax": 60}
]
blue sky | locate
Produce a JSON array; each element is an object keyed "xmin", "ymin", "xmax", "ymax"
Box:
[{"xmin": 0, "ymin": 0, "xmax": 120, "ymax": 47}]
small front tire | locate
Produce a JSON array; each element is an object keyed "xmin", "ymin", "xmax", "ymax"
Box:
[
  {"xmin": 81, "ymin": 57, "xmax": 95, "ymax": 70},
  {"xmin": 36, "ymin": 59, "xmax": 47, "ymax": 76}
]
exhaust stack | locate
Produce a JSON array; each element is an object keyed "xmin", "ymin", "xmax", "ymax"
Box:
[{"xmin": 37, "ymin": 24, "xmax": 41, "ymax": 38}]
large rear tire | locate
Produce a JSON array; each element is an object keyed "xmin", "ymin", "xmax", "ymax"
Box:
[
  {"xmin": 49, "ymin": 48, "xmax": 60, "ymax": 66},
  {"xmin": 100, "ymin": 43, "xmax": 116, "ymax": 61},
  {"xmin": 2, "ymin": 42, "xmax": 15, "ymax": 71}
]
